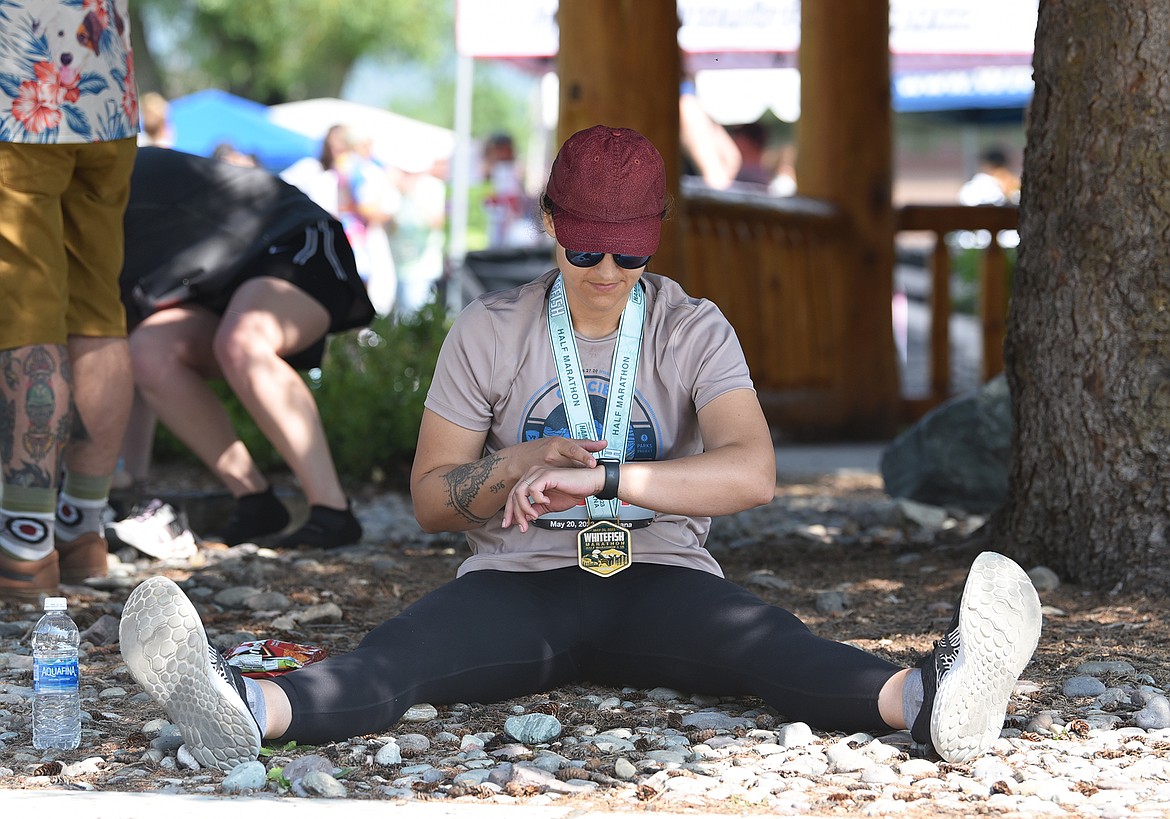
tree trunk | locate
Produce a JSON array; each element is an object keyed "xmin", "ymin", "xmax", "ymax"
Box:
[
  {"xmin": 128, "ymin": 3, "xmax": 165, "ymax": 95},
  {"xmin": 995, "ymin": 1, "xmax": 1170, "ymax": 593}
]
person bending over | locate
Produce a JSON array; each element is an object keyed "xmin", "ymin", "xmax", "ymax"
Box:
[{"xmin": 116, "ymin": 147, "xmax": 373, "ymax": 549}]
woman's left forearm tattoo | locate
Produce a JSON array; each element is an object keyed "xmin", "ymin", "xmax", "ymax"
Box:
[{"xmin": 443, "ymin": 453, "xmax": 502, "ymax": 525}]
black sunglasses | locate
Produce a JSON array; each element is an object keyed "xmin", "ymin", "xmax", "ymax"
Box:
[{"xmin": 564, "ymin": 250, "xmax": 652, "ymax": 270}]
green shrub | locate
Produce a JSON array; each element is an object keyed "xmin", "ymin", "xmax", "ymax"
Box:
[
  {"xmin": 151, "ymin": 299, "xmax": 452, "ymax": 488},
  {"xmin": 948, "ymin": 243, "xmax": 1017, "ymax": 315},
  {"xmin": 311, "ymin": 302, "xmax": 451, "ymax": 485}
]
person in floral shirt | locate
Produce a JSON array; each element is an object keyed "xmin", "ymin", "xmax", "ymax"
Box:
[{"xmin": 0, "ymin": 0, "xmax": 139, "ymax": 600}]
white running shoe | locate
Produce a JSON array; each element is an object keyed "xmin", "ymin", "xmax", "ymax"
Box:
[
  {"xmin": 910, "ymin": 551, "xmax": 1042, "ymax": 763},
  {"xmin": 107, "ymin": 499, "xmax": 198, "ymax": 560},
  {"xmin": 119, "ymin": 576, "xmax": 261, "ymax": 772}
]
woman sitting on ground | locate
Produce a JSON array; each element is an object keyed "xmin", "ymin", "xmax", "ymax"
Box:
[{"xmin": 119, "ymin": 126, "xmax": 1042, "ymax": 772}]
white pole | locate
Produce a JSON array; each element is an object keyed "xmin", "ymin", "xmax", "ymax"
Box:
[{"xmin": 447, "ymin": 53, "xmax": 475, "ymax": 313}]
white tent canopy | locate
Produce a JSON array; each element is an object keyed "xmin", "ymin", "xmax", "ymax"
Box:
[{"xmin": 267, "ymin": 97, "xmax": 456, "ymax": 170}]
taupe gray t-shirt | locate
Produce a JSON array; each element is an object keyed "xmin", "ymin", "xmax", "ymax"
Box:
[{"xmin": 426, "ymin": 270, "xmax": 755, "ymax": 577}]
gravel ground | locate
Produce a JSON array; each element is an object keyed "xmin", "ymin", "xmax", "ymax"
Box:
[{"xmin": 2, "ymin": 469, "xmax": 1170, "ymax": 817}]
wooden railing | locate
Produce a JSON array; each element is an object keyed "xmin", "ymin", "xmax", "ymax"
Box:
[
  {"xmin": 680, "ymin": 185, "xmax": 854, "ymax": 431},
  {"xmin": 679, "ymin": 184, "xmax": 1018, "ymax": 433},
  {"xmin": 896, "ymin": 204, "xmax": 1019, "ymax": 418}
]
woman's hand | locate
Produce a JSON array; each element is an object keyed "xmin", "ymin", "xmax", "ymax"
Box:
[
  {"xmin": 412, "ymin": 408, "xmax": 611, "ymax": 533},
  {"xmin": 500, "ymin": 437, "xmax": 607, "ymax": 531},
  {"xmin": 502, "ymin": 462, "xmax": 608, "ymax": 532},
  {"xmin": 521, "ymin": 435, "xmax": 607, "ymax": 472}
]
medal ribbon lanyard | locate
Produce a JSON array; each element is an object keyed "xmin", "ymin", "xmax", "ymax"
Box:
[{"xmin": 546, "ymin": 273, "xmax": 645, "ymax": 519}]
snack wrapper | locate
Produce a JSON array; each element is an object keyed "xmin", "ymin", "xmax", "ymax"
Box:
[{"xmin": 225, "ymin": 639, "xmax": 328, "ymax": 679}]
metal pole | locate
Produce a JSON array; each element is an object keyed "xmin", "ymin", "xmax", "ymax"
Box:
[{"xmin": 447, "ymin": 52, "xmax": 475, "ymax": 313}]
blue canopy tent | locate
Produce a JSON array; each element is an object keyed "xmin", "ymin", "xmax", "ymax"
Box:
[{"xmin": 168, "ymin": 89, "xmax": 318, "ymax": 172}]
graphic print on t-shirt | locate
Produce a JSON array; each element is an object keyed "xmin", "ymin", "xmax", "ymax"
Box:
[
  {"xmin": 519, "ymin": 373, "xmax": 658, "ymax": 529},
  {"xmin": 520, "ymin": 375, "xmax": 657, "ymax": 460}
]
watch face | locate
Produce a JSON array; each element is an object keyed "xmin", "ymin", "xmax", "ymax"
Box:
[{"xmin": 577, "ymin": 520, "xmax": 631, "ymax": 578}]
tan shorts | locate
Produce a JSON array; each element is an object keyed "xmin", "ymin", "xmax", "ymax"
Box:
[{"xmin": 0, "ymin": 138, "xmax": 137, "ymax": 349}]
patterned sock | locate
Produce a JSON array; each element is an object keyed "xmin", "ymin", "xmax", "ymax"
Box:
[
  {"xmin": 901, "ymin": 668, "xmax": 925, "ymax": 729},
  {"xmin": 0, "ymin": 484, "xmax": 56, "ymax": 561},
  {"xmin": 62, "ymin": 471, "xmax": 112, "ymax": 502},
  {"xmin": 56, "ymin": 492, "xmax": 110, "ymax": 541},
  {"xmin": 241, "ymin": 676, "xmax": 268, "ymax": 736}
]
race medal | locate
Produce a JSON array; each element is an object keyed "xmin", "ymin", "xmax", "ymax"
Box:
[
  {"xmin": 547, "ymin": 274, "xmax": 644, "ymax": 579},
  {"xmin": 577, "ymin": 520, "xmax": 631, "ymax": 578}
]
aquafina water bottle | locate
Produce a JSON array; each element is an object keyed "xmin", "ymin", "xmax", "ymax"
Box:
[{"xmin": 32, "ymin": 596, "xmax": 81, "ymax": 749}]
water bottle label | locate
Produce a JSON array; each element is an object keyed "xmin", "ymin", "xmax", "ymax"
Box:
[{"xmin": 34, "ymin": 658, "xmax": 79, "ymax": 693}]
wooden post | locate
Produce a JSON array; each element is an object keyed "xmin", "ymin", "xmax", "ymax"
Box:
[
  {"xmin": 931, "ymin": 235, "xmax": 952, "ymax": 403},
  {"xmin": 797, "ymin": 0, "xmax": 900, "ymax": 438},
  {"xmin": 555, "ymin": 0, "xmax": 683, "ymax": 282},
  {"xmin": 981, "ymin": 236, "xmax": 1008, "ymax": 381}
]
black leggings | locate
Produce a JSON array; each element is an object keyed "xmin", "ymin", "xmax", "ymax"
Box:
[{"xmin": 271, "ymin": 564, "xmax": 901, "ymax": 743}]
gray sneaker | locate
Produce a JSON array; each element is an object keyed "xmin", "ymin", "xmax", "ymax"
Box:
[
  {"xmin": 911, "ymin": 551, "xmax": 1042, "ymax": 763},
  {"xmin": 119, "ymin": 576, "xmax": 261, "ymax": 772}
]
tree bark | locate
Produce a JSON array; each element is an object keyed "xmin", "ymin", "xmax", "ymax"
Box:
[
  {"xmin": 128, "ymin": 3, "xmax": 165, "ymax": 95},
  {"xmin": 996, "ymin": 1, "xmax": 1170, "ymax": 593}
]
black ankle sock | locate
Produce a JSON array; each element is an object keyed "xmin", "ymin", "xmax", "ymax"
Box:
[
  {"xmin": 208, "ymin": 486, "xmax": 290, "ymax": 545},
  {"xmin": 307, "ymin": 504, "xmax": 352, "ymax": 525},
  {"xmin": 238, "ymin": 487, "xmax": 287, "ymax": 519},
  {"xmin": 276, "ymin": 502, "xmax": 362, "ymax": 549}
]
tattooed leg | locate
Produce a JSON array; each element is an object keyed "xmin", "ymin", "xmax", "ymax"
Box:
[
  {"xmin": 0, "ymin": 345, "xmax": 68, "ymax": 560},
  {"xmin": 61, "ymin": 335, "xmax": 132, "ymax": 479},
  {"xmin": 443, "ymin": 453, "xmax": 503, "ymax": 525},
  {"xmin": 0, "ymin": 345, "xmax": 71, "ymax": 489}
]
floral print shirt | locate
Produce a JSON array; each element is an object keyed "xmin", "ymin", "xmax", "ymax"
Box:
[{"xmin": 0, "ymin": 0, "xmax": 137, "ymax": 143}]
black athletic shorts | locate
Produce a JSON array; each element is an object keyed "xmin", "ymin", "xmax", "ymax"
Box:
[{"xmin": 226, "ymin": 220, "xmax": 368, "ymax": 370}]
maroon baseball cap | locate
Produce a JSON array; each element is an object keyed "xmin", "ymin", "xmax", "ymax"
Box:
[{"xmin": 545, "ymin": 125, "xmax": 666, "ymax": 256}]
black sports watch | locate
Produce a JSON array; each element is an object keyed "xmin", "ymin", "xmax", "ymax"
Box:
[{"xmin": 596, "ymin": 459, "xmax": 621, "ymax": 500}]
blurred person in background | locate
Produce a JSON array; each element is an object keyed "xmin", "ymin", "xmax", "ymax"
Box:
[
  {"xmin": 680, "ymin": 74, "xmax": 741, "ymax": 190},
  {"xmin": 138, "ymin": 91, "xmax": 174, "ymax": 148},
  {"xmin": 283, "ymin": 124, "xmax": 397, "ymax": 315},
  {"xmin": 480, "ymin": 132, "xmax": 538, "ymax": 248},
  {"xmin": 959, "ymin": 146, "xmax": 1021, "ymax": 206},
  {"xmin": 957, "ymin": 145, "xmax": 1021, "ymax": 249},
  {"xmin": 341, "ymin": 128, "xmax": 399, "ymax": 315},
  {"xmin": 389, "ymin": 153, "xmax": 447, "ymax": 315},
  {"xmin": 727, "ymin": 122, "xmax": 774, "ymax": 190},
  {"xmin": 281, "ymin": 124, "xmax": 351, "ymax": 216}
]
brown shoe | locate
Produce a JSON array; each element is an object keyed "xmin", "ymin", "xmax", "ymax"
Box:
[
  {"xmin": 0, "ymin": 550, "xmax": 60, "ymax": 602},
  {"xmin": 57, "ymin": 531, "xmax": 109, "ymax": 583}
]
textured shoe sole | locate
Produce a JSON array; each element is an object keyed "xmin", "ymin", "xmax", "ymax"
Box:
[
  {"xmin": 119, "ymin": 576, "xmax": 260, "ymax": 772},
  {"xmin": 931, "ymin": 551, "xmax": 1042, "ymax": 763}
]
